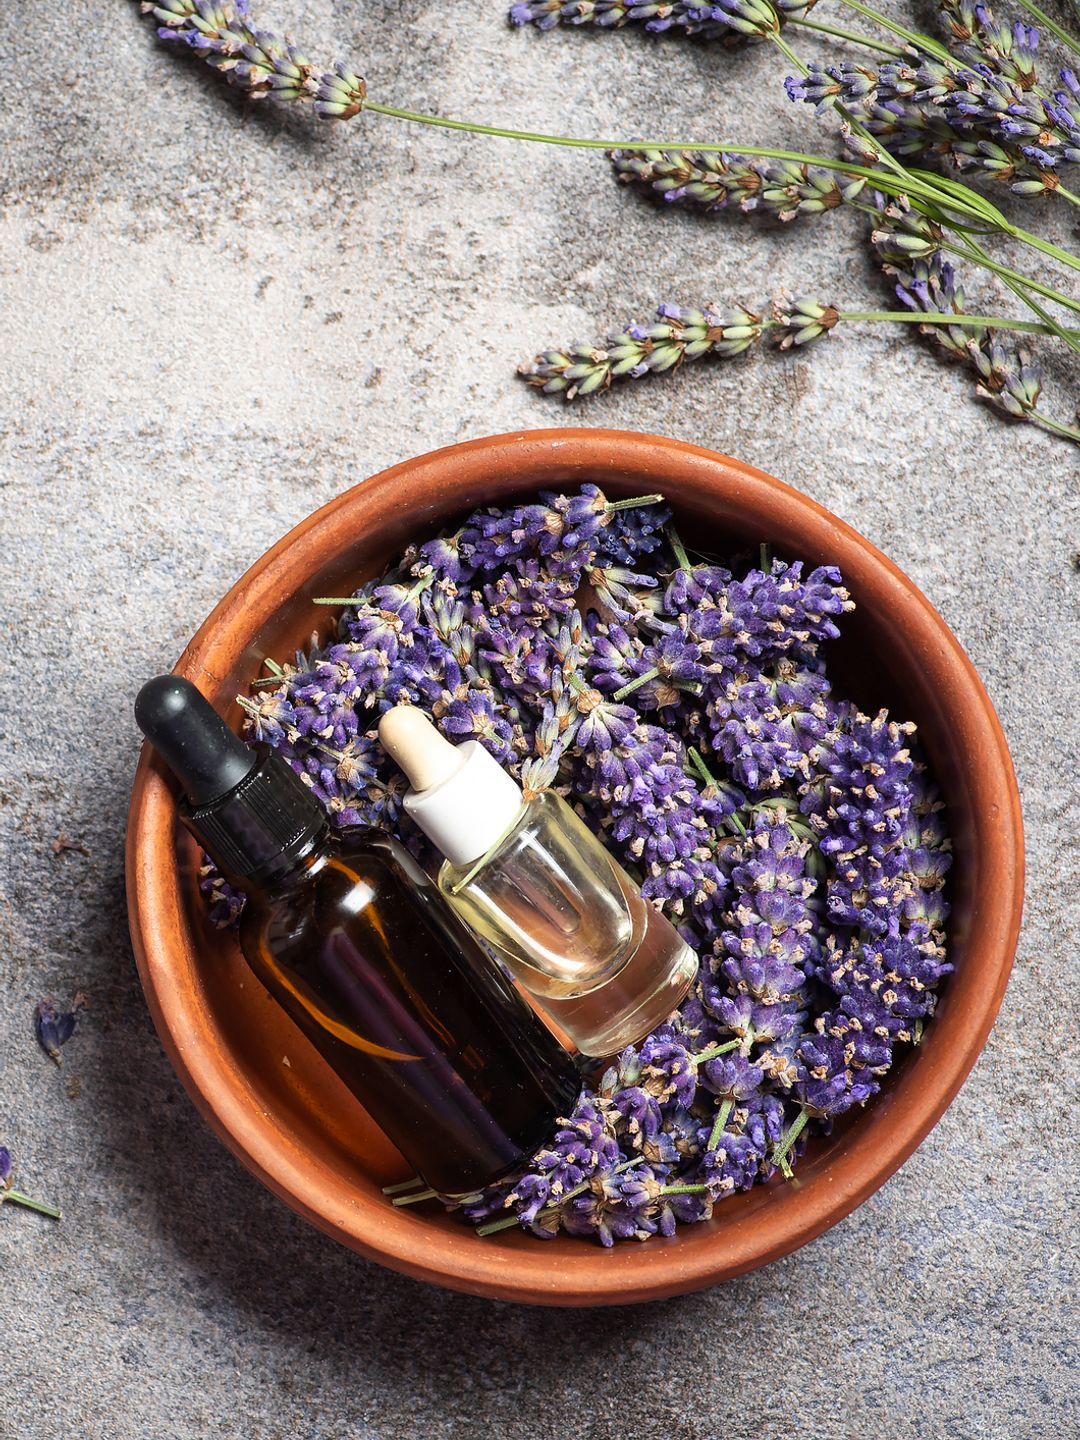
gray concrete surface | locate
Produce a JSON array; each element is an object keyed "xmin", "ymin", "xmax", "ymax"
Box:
[{"xmin": 1, "ymin": 3, "xmax": 1077, "ymax": 1437}]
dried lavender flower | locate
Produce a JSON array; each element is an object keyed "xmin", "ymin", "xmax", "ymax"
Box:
[
  {"xmin": 218, "ymin": 486, "xmax": 952, "ymax": 1243},
  {"xmin": 509, "ymin": 0, "xmax": 818, "ymax": 42},
  {"xmin": 771, "ymin": 296, "xmax": 840, "ymax": 350},
  {"xmin": 34, "ymin": 995, "xmax": 87, "ymax": 1066},
  {"xmin": 519, "ymin": 303, "xmax": 763, "ymax": 399},
  {"xmin": 610, "ymin": 147, "xmax": 866, "ymax": 220},
  {"xmin": 141, "ymin": 0, "xmax": 366, "ymax": 118}
]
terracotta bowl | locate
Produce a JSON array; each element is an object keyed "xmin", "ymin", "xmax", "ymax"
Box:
[{"xmin": 126, "ymin": 429, "xmax": 1023, "ymax": 1306}]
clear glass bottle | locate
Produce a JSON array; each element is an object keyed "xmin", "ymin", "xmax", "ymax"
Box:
[{"xmin": 379, "ymin": 708, "xmax": 698, "ymax": 1057}]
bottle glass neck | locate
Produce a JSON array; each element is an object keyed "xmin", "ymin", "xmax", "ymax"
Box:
[{"xmin": 231, "ymin": 824, "xmax": 333, "ymax": 898}]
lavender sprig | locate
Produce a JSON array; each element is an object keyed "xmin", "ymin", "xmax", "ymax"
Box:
[
  {"xmin": 141, "ymin": 0, "xmax": 366, "ymax": 115},
  {"xmin": 0, "ymin": 1147, "xmax": 62, "ymax": 1221},
  {"xmin": 518, "ymin": 303, "xmax": 764, "ymax": 398},
  {"xmin": 509, "ymin": 0, "xmax": 819, "ymax": 42},
  {"xmin": 872, "ymin": 193, "xmax": 1080, "ymax": 441},
  {"xmin": 786, "ymin": 0, "xmax": 1080, "ymax": 199},
  {"xmin": 518, "ymin": 289, "xmax": 1074, "ymax": 404},
  {"xmin": 610, "ymin": 147, "xmax": 867, "ymax": 219}
]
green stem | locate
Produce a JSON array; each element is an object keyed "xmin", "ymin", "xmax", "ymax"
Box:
[
  {"xmin": 1002, "ymin": 221, "xmax": 1080, "ymax": 280},
  {"xmin": 691, "ymin": 1039, "xmax": 743, "ymax": 1064},
  {"xmin": 708, "ymin": 1099, "xmax": 735, "ymax": 1151},
  {"xmin": 382, "ymin": 1176, "xmax": 425, "ymax": 1195},
  {"xmin": 666, "ymin": 525, "xmax": 693, "ymax": 573},
  {"xmin": 612, "ymin": 666, "xmax": 659, "ymax": 702},
  {"xmin": 686, "ymin": 746, "xmax": 717, "ymax": 788},
  {"xmin": 938, "ymin": 241, "xmax": 1080, "ymax": 316},
  {"xmin": 313, "ymin": 596, "xmax": 366, "ymax": 606},
  {"xmin": 955, "ymin": 231, "xmax": 1080, "ymax": 355},
  {"xmin": 659, "ymin": 1183, "xmax": 708, "ymax": 1196},
  {"xmin": 1056, "ymin": 182, "xmax": 1080, "ymax": 210},
  {"xmin": 1027, "ymin": 410, "xmax": 1080, "ymax": 443},
  {"xmin": 838, "ymin": 310, "xmax": 1080, "ymax": 337},
  {"xmin": 474, "ymin": 1211, "xmax": 528, "ymax": 1236},
  {"xmin": 370, "ymin": 95, "xmax": 1078, "ymax": 268},
  {"xmin": 772, "ymin": 1107, "xmax": 810, "ymax": 1170},
  {"xmin": 2, "ymin": 1190, "xmax": 62, "ymax": 1220},
  {"xmin": 361, "ymin": 102, "xmax": 958, "ymax": 207},
  {"xmin": 771, "ymin": 30, "xmax": 811, "ymax": 75},
  {"xmin": 605, "ymin": 493, "xmax": 665, "ymax": 510},
  {"xmin": 390, "ymin": 1187, "xmax": 437, "ymax": 1206},
  {"xmin": 831, "ymin": 0, "xmax": 954, "ymax": 62},
  {"xmin": 787, "ymin": 13, "xmax": 906, "ymax": 55},
  {"xmin": 1009, "ymin": 0, "xmax": 1080, "ymax": 58}
]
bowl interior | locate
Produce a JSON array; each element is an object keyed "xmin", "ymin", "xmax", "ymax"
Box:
[{"xmin": 129, "ymin": 431, "xmax": 1020, "ymax": 1304}]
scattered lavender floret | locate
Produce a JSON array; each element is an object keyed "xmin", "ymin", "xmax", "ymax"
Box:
[
  {"xmin": 34, "ymin": 995, "xmax": 88, "ymax": 1067},
  {"xmin": 213, "ymin": 485, "xmax": 950, "ymax": 1244}
]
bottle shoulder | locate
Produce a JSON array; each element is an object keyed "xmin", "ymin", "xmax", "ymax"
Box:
[{"xmin": 440, "ymin": 788, "xmax": 605, "ymax": 882}]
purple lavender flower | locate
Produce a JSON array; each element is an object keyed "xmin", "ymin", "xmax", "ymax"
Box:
[
  {"xmin": 223, "ymin": 490, "xmax": 953, "ymax": 1244},
  {"xmin": 797, "ymin": 1012, "xmax": 892, "ymax": 1117},
  {"xmin": 438, "ymin": 689, "xmax": 515, "ymax": 762},
  {"xmin": 700, "ymin": 1052, "xmax": 765, "ymax": 1103},
  {"xmin": 35, "ymin": 995, "xmax": 87, "ymax": 1066},
  {"xmin": 595, "ymin": 498, "xmax": 672, "ymax": 566},
  {"xmin": 821, "ymin": 923, "xmax": 953, "ymax": 1041},
  {"xmin": 786, "ymin": 12, "xmax": 1079, "ymax": 198},
  {"xmin": 700, "ymin": 1130, "xmax": 763, "ymax": 1197},
  {"xmin": 637, "ymin": 1026, "xmax": 699, "ymax": 1108},
  {"xmin": 199, "ymin": 860, "xmax": 246, "ymax": 927},
  {"xmin": 519, "ymin": 304, "xmax": 764, "ymax": 400},
  {"xmin": 610, "ymin": 148, "xmax": 866, "ymax": 221},
  {"xmin": 560, "ymin": 1166, "xmax": 659, "ymax": 1246},
  {"xmin": 144, "ymin": 1, "xmax": 369, "ymax": 119}
]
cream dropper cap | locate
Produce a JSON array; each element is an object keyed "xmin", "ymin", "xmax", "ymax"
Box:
[{"xmin": 378, "ymin": 706, "xmax": 525, "ymax": 868}]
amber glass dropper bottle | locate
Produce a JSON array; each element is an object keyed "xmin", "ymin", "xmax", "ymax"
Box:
[{"xmin": 134, "ymin": 676, "xmax": 580, "ymax": 1198}]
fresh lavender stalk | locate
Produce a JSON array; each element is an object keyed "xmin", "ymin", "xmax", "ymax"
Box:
[
  {"xmin": 873, "ymin": 194, "xmax": 1080, "ymax": 441},
  {"xmin": 518, "ymin": 303, "xmax": 764, "ymax": 398},
  {"xmin": 785, "ymin": 1, "xmax": 1080, "ymax": 201},
  {"xmin": 609, "ymin": 147, "xmax": 866, "ymax": 220},
  {"xmin": 510, "ymin": 0, "xmax": 734, "ymax": 36},
  {"xmin": 520, "ymin": 291, "xmax": 970, "ymax": 400},
  {"xmin": 140, "ymin": 0, "xmax": 366, "ymax": 116},
  {"xmin": 509, "ymin": 0, "xmax": 819, "ymax": 41}
]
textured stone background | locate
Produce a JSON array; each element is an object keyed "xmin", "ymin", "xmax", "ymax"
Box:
[{"xmin": 1, "ymin": 3, "xmax": 1077, "ymax": 1437}]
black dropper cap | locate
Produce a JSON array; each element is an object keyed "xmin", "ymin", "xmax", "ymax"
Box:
[{"xmin": 135, "ymin": 676, "xmax": 328, "ymax": 888}]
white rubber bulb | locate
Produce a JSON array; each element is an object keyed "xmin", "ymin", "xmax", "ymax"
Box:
[{"xmin": 378, "ymin": 706, "xmax": 462, "ymax": 793}]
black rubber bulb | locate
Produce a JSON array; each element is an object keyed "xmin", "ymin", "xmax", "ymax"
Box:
[{"xmin": 135, "ymin": 675, "xmax": 256, "ymax": 806}]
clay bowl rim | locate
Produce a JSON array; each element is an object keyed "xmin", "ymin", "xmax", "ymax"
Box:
[{"xmin": 126, "ymin": 427, "xmax": 1023, "ymax": 1307}]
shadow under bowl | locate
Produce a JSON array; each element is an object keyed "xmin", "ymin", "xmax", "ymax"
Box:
[{"xmin": 126, "ymin": 428, "xmax": 1023, "ymax": 1306}]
